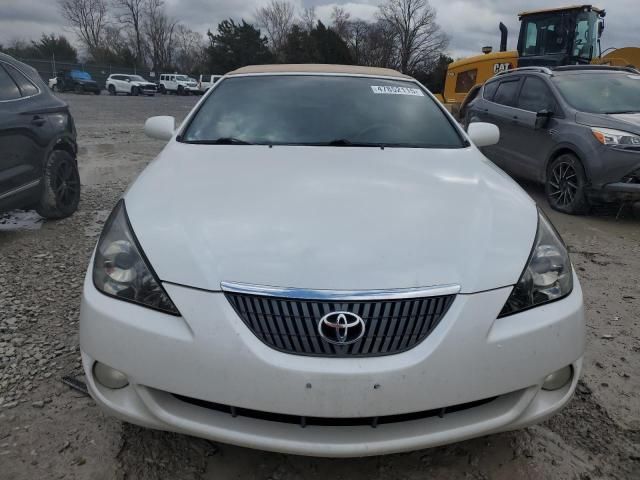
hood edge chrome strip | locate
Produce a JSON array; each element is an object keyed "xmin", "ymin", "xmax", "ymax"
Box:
[{"xmin": 220, "ymin": 281, "xmax": 461, "ymax": 301}]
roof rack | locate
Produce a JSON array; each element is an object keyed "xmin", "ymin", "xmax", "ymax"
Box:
[
  {"xmin": 553, "ymin": 65, "xmax": 639, "ymax": 74},
  {"xmin": 495, "ymin": 66, "xmax": 553, "ymax": 77}
]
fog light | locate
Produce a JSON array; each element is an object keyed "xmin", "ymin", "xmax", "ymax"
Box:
[
  {"xmin": 542, "ymin": 366, "xmax": 572, "ymax": 391},
  {"xmin": 93, "ymin": 362, "xmax": 129, "ymax": 389}
]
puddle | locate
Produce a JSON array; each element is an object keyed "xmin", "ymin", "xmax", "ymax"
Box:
[{"xmin": 0, "ymin": 210, "xmax": 44, "ymax": 231}]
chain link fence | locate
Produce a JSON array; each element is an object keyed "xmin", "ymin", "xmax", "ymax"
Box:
[{"xmin": 17, "ymin": 57, "xmax": 156, "ymax": 89}]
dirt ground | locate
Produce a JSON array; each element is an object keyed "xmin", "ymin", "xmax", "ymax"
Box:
[{"xmin": 0, "ymin": 93, "xmax": 638, "ymax": 480}]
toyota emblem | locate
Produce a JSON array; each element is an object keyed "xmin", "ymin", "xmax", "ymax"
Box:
[{"xmin": 318, "ymin": 311, "xmax": 366, "ymax": 345}]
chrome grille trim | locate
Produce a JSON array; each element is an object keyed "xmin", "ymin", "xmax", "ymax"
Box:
[{"xmin": 220, "ymin": 281, "xmax": 461, "ymax": 301}]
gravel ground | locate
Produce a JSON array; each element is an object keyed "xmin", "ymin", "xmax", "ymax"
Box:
[{"xmin": 0, "ymin": 92, "xmax": 638, "ymax": 480}]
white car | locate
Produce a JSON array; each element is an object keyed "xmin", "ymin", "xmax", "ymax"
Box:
[
  {"xmin": 48, "ymin": 77, "xmax": 57, "ymax": 90},
  {"xmin": 80, "ymin": 65, "xmax": 585, "ymax": 457},
  {"xmin": 106, "ymin": 74, "xmax": 157, "ymax": 96},
  {"xmin": 197, "ymin": 74, "xmax": 223, "ymax": 93},
  {"xmin": 158, "ymin": 73, "xmax": 198, "ymax": 95}
]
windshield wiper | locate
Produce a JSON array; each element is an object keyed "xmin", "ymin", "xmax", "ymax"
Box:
[
  {"xmin": 605, "ymin": 110, "xmax": 640, "ymax": 114},
  {"xmin": 323, "ymin": 139, "xmax": 382, "ymax": 147},
  {"xmin": 184, "ymin": 137, "xmax": 253, "ymax": 145}
]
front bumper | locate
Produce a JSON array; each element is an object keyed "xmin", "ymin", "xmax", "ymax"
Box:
[
  {"xmin": 80, "ymin": 274, "xmax": 585, "ymax": 457},
  {"xmin": 590, "ymin": 147, "xmax": 640, "ymax": 200}
]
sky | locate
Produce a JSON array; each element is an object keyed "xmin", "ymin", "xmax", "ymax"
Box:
[{"xmin": 0, "ymin": 0, "xmax": 638, "ymax": 59}]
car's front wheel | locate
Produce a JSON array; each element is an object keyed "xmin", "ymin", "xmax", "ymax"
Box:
[
  {"xmin": 35, "ymin": 150, "xmax": 81, "ymax": 219},
  {"xmin": 131, "ymin": 86, "xmax": 139, "ymax": 96},
  {"xmin": 108, "ymin": 85, "xmax": 116, "ymax": 95},
  {"xmin": 75, "ymin": 84, "xmax": 84, "ymax": 94},
  {"xmin": 546, "ymin": 153, "xmax": 590, "ymax": 215}
]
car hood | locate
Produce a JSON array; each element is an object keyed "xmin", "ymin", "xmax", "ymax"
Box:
[
  {"xmin": 132, "ymin": 81, "xmax": 155, "ymax": 87},
  {"xmin": 124, "ymin": 144, "xmax": 538, "ymax": 294},
  {"xmin": 575, "ymin": 111, "xmax": 640, "ymax": 134}
]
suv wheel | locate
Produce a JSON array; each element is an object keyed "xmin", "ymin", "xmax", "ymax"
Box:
[
  {"xmin": 177, "ymin": 85, "xmax": 184, "ymax": 96},
  {"xmin": 75, "ymin": 84, "xmax": 84, "ymax": 94},
  {"xmin": 545, "ymin": 153, "xmax": 590, "ymax": 215},
  {"xmin": 131, "ymin": 86, "xmax": 139, "ymax": 96},
  {"xmin": 108, "ymin": 84, "xmax": 116, "ymax": 95},
  {"xmin": 35, "ymin": 150, "xmax": 81, "ymax": 219},
  {"xmin": 159, "ymin": 85, "xmax": 166, "ymax": 94}
]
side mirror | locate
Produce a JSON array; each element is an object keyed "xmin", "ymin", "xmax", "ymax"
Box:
[
  {"xmin": 467, "ymin": 122, "xmax": 500, "ymax": 147},
  {"xmin": 144, "ymin": 116, "xmax": 175, "ymax": 141},
  {"xmin": 535, "ymin": 110, "xmax": 553, "ymax": 129}
]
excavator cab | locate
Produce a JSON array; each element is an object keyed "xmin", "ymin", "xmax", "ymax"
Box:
[{"xmin": 517, "ymin": 6, "xmax": 605, "ymax": 67}]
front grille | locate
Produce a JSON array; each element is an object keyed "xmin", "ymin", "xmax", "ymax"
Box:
[
  {"xmin": 173, "ymin": 394, "xmax": 496, "ymax": 428},
  {"xmin": 224, "ymin": 291, "xmax": 456, "ymax": 357}
]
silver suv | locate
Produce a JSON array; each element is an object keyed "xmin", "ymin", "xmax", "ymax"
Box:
[{"xmin": 466, "ymin": 66, "xmax": 640, "ymax": 214}]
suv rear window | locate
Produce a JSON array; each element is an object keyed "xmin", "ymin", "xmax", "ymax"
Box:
[
  {"xmin": 0, "ymin": 64, "xmax": 21, "ymax": 101},
  {"xmin": 4, "ymin": 63, "xmax": 38, "ymax": 97},
  {"xmin": 182, "ymin": 75, "xmax": 465, "ymax": 148},
  {"xmin": 493, "ymin": 79, "xmax": 520, "ymax": 107},
  {"xmin": 483, "ymin": 80, "xmax": 499, "ymax": 100}
]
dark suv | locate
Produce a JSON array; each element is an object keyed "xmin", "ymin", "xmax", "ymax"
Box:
[
  {"xmin": 466, "ymin": 66, "xmax": 640, "ymax": 214},
  {"xmin": 54, "ymin": 69, "xmax": 101, "ymax": 95},
  {"xmin": 0, "ymin": 53, "xmax": 80, "ymax": 219}
]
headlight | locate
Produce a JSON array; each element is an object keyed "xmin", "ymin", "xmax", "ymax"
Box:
[
  {"xmin": 591, "ymin": 127, "xmax": 640, "ymax": 147},
  {"xmin": 93, "ymin": 200, "xmax": 180, "ymax": 315},
  {"xmin": 499, "ymin": 210, "xmax": 573, "ymax": 317}
]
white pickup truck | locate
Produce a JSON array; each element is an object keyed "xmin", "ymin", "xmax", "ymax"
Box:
[{"xmin": 197, "ymin": 74, "xmax": 223, "ymax": 93}]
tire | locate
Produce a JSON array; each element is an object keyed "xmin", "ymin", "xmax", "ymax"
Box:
[
  {"xmin": 545, "ymin": 153, "xmax": 590, "ymax": 215},
  {"xmin": 75, "ymin": 84, "xmax": 83, "ymax": 94},
  {"xmin": 177, "ymin": 85, "xmax": 184, "ymax": 96},
  {"xmin": 108, "ymin": 85, "xmax": 116, "ymax": 95},
  {"xmin": 159, "ymin": 85, "xmax": 166, "ymax": 94},
  {"xmin": 51, "ymin": 84, "xmax": 57, "ymax": 92},
  {"xmin": 35, "ymin": 150, "xmax": 81, "ymax": 219},
  {"xmin": 131, "ymin": 86, "xmax": 139, "ymax": 96}
]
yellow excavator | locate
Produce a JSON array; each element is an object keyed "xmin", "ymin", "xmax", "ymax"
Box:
[{"xmin": 439, "ymin": 5, "xmax": 640, "ymax": 115}]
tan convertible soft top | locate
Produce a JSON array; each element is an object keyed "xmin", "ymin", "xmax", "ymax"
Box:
[{"xmin": 228, "ymin": 64, "xmax": 411, "ymax": 79}]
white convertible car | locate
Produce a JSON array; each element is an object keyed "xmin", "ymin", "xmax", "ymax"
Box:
[{"xmin": 80, "ymin": 64, "xmax": 584, "ymax": 457}]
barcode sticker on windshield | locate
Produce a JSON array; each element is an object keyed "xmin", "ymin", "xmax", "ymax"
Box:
[{"xmin": 371, "ymin": 86, "xmax": 424, "ymax": 96}]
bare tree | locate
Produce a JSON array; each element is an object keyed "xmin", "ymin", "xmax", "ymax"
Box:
[
  {"xmin": 174, "ymin": 24, "xmax": 206, "ymax": 74},
  {"xmin": 330, "ymin": 6, "xmax": 351, "ymax": 41},
  {"xmin": 143, "ymin": 0, "xmax": 177, "ymax": 71},
  {"xmin": 299, "ymin": 6, "xmax": 317, "ymax": 32},
  {"xmin": 378, "ymin": 0, "xmax": 448, "ymax": 74},
  {"xmin": 254, "ymin": 0, "xmax": 295, "ymax": 57},
  {"xmin": 58, "ymin": 0, "xmax": 109, "ymax": 56},
  {"xmin": 112, "ymin": 0, "xmax": 146, "ymax": 64}
]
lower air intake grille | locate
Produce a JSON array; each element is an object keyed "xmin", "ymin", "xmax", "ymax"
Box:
[
  {"xmin": 173, "ymin": 394, "xmax": 497, "ymax": 428},
  {"xmin": 224, "ymin": 291, "xmax": 456, "ymax": 357}
]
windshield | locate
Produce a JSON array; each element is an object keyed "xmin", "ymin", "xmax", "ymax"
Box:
[
  {"xmin": 71, "ymin": 71, "xmax": 92, "ymax": 80},
  {"xmin": 181, "ymin": 75, "xmax": 464, "ymax": 148},
  {"xmin": 553, "ymin": 73, "xmax": 640, "ymax": 114},
  {"xmin": 573, "ymin": 11, "xmax": 598, "ymax": 60},
  {"xmin": 129, "ymin": 75, "xmax": 146, "ymax": 82},
  {"xmin": 521, "ymin": 13, "xmax": 572, "ymax": 56},
  {"xmin": 176, "ymin": 75, "xmax": 189, "ymax": 81}
]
